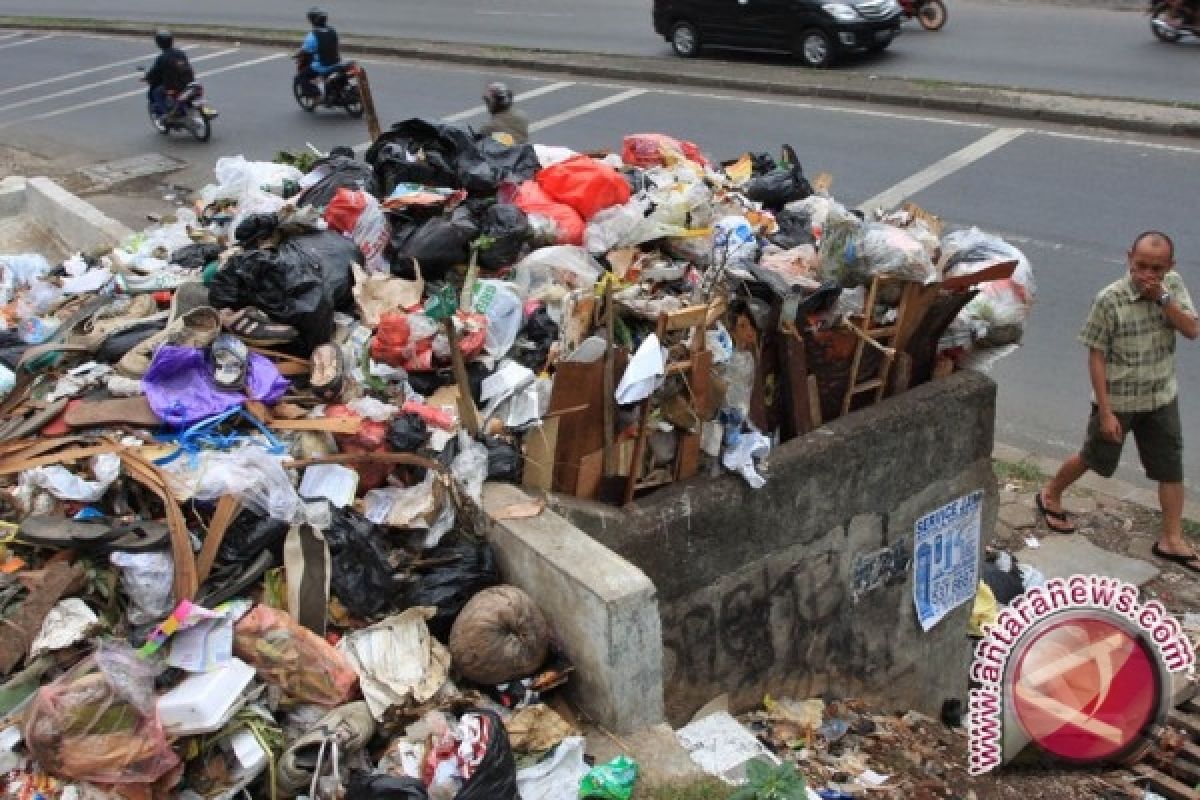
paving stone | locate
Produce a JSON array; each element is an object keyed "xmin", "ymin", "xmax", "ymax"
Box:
[
  {"xmin": 1016, "ymin": 534, "xmax": 1160, "ymax": 587},
  {"xmin": 1061, "ymin": 493, "xmax": 1097, "ymax": 515},
  {"xmin": 998, "ymin": 503, "xmax": 1037, "ymax": 529}
]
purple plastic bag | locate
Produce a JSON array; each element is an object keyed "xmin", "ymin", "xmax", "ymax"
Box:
[{"xmin": 143, "ymin": 345, "xmax": 290, "ymax": 427}]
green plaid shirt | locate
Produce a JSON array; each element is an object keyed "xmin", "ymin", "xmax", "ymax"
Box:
[{"xmin": 1078, "ymin": 272, "xmax": 1195, "ymax": 412}]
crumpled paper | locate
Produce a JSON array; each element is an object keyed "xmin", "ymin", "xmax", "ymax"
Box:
[
  {"xmin": 352, "ymin": 263, "xmax": 424, "ymax": 327},
  {"xmin": 30, "ymin": 598, "xmax": 99, "ymax": 659},
  {"xmin": 336, "ymin": 607, "xmax": 451, "ymax": 721}
]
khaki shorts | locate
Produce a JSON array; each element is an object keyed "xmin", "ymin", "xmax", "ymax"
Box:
[{"xmin": 1081, "ymin": 398, "xmax": 1184, "ymax": 483}]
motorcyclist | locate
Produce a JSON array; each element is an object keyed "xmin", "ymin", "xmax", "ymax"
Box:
[
  {"xmin": 144, "ymin": 30, "xmax": 193, "ymax": 131},
  {"xmin": 299, "ymin": 7, "xmax": 343, "ymax": 98},
  {"xmin": 1166, "ymin": 0, "xmax": 1199, "ymax": 27},
  {"xmin": 478, "ymin": 82, "xmax": 529, "ymax": 145}
]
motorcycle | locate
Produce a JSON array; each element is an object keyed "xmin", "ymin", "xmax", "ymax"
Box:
[
  {"xmin": 898, "ymin": 0, "xmax": 947, "ymax": 31},
  {"xmin": 138, "ymin": 68, "xmax": 217, "ymax": 142},
  {"xmin": 292, "ymin": 52, "xmax": 364, "ymax": 118},
  {"xmin": 1149, "ymin": 0, "xmax": 1200, "ymax": 42}
]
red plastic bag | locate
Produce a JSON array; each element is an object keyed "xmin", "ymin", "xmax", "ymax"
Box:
[
  {"xmin": 536, "ymin": 156, "xmax": 631, "ymax": 221},
  {"xmin": 325, "ymin": 188, "xmax": 391, "ymax": 273},
  {"xmin": 511, "ymin": 181, "xmax": 584, "ymax": 245},
  {"xmin": 324, "ymin": 187, "xmax": 368, "ymax": 233},
  {"xmin": 371, "ymin": 311, "xmax": 437, "ymax": 371},
  {"xmin": 622, "ymin": 133, "xmax": 708, "ymax": 168},
  {"xmin": 328, "ymin": 405, "xmax": 393, "ymax": 490}
]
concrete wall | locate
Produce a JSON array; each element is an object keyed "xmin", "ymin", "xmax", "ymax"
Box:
[
  {"xmin": 472, "ymin": 482, "xmax": 664, "ymax": 733},
  {"xmin": 1, "ymin": 176, "xmax": 131, "ymax": 256},
  {"xmin": 554, "ymin": 370, "xmax": 998, "ymax": 725}
]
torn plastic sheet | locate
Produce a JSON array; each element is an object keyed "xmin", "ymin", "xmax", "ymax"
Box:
[
  {"xmin": 21, "ymin": 453, "xmax": 121, "ymax": 503},
  {"xmin": 614, "ymin": 334, "xmax": 666, "ymax": 405},
  {"xmin": 336, "ymin": 607, "xmax": 451, "ymax": 721},
  {"xmin": 30, "ymin": 598, "xmax": 99, "ymax": 659}
]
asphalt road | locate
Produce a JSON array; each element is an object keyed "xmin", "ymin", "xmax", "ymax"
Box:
[
  {"xmin": 2, "ymin": 33, "xmax": 1199, "ymax": 494},
  {"xmin": 5, "ymin": 0, "xmax": 1200, "ymax": 104}
]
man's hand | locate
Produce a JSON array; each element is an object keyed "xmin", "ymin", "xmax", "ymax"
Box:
[
  {"xmin": 1099, "ymin": 409, "xmax": 1123, "ymax": 443},
  {"xmin": 1138, "ymin": 277, "xmax": 1165, "ymax": 303}
]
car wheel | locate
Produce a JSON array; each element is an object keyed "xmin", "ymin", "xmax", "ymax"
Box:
[
  {"xmin": 671, "ymin": 20, "xmax": 702, "ymax": 58},
  {"xmin": 796, "ymin": 29, "xmax": 835, "ymax": 68}
]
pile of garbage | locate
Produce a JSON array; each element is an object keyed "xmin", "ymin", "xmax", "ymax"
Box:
[{"xmin": 0, "ymin": 120, "xmax": 1035, "ymax": 798}]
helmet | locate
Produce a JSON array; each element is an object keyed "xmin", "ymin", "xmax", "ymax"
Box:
[
  {"xmin": 307, "ymin": 7, "xmax": 329, "ymax": 26},
  {"xmin": 154, "ymin": 29, "xmax": 173, "ymax": 50},
  {"xmin": 483, "ymin": 82, "xmax": 513, "ymax": 113}
]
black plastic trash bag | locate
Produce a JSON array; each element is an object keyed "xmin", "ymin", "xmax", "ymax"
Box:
[
  {"xmin": 169, "ymin": 242, "xmax": 222, "ymax": 270},
  {"xmin": 325, "ymin": 506, "xmax": 397, "ymax": 619},
  {"xmin": 769, "ymin": 209, "xmax": 815, "ymax": 250},
  {"xmin": 388, "ymin": 205, "xmax": 479, "ymax": 282},
  {"xmin": 209, "ymin": 249, "xmax": 332, "ymax": 354},
  {"xmin": 387, "ymin": 412, "xmax": 430, "ymax": 452},
  {"xmin": 478, "ymin": 204, "xmax": 531, "ymax": 271},
  {"xmin": 404, "ymin": 534, "xmax": 499, "ymax": 640},
  {"xmin": 365, "ymin": 118, "xmax": 486, "ymax": 195},
  {"xmin": 233, "ymin": 212, "xmax": 279, "ymax": 246},
  {"xmin": 456, "ymin": 709, "xmax": 519, "ymax": 800},
  {"xmin": 218, "ymin": 509, "xmax": 290, "ymax": 565},
  {"xmin": 742, "ymin": 145, "xmax": 813, "ymax": 211},
  {"xmin": 477, "ymin": 137, "xmax": 541, "ymax": 185},
  {"xmin": 483, "ymin": 436, "xmax": 522, "ymax": 483},
  {"xmin": 513, "ymin": 307, "xmax": 558, "ymax": 372},
  {"xmin": 346, "ymin": 772, "xmax": 429, "ymax": 800},
  {"xmin": 297, "ymin": 154, "xmax": 378, "ymax": 209},
  {"xmin": 280, "ymin": 230, "xmax": 361, "ymax": 313}
]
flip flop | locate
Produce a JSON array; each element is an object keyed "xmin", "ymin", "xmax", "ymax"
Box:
[
  {"xmin": 1151, "ymin": 543, "xmax": 1200, "ymax": 574},
  {"xmin": 63, "ymin": 396, "xmax": 162, "ymax": 430},
  {"xmin": 1035, "ymin": 492, "xmax": 1076, "ymax": 534},
  {"xmin": 18, "ymin": 516, "xmax": 170, "ymax": 552}
]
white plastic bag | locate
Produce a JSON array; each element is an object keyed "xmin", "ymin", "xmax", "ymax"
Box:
[
  {"xmin": 471, "ymin": 279, "xmax": 524, "ymax": 358},
  {"xmin": 21, "ymin": 453, "xmax": 121, "ymax": 503},
  {"xmin": 110, "ymin": 551, "xmax": 175, "ymax": 626},
  {"xmin": 450, "ymin": 432, "xmax": 489, "ymax": 504},
  {"xmin": 203, "ymin": 156, "xmax": 302, "ymax": 206},
  {"xmin": 516, "ymin": 737, "xmax": 588, "ymax": 800}
]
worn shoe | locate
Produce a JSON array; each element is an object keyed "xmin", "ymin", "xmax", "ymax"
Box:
[
  {"xmin": 117, "ymin": 305, "xmax": 221, "ymax": 378},
  {"xmin": 276, "ymin": 701, "xmax": 375, "ymax": 795}
]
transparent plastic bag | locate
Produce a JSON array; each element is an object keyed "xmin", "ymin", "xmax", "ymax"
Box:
[
  {"xmin": 451, "ymin": 432, "xmax": 489, "ymax": 504},
  {"xmin": 232, "ymin": 604, "xmax": 359, "ymax": 707},
  {"xmin": 471, "ymin": 279, "xmax": 524, "ymax": 358},
  {"xmin": 943, "ymin": 228, "xmax": 1036, "ymax": 346},
  {"xmin": 0, "ymin": 253, "xmax": 51, "ymax": 286},
  {"xmin": 856, "ymin": 224, "xmax": 936, "ymax": 284},
  {"xmin": 511, "ymin": 246, "xmax": 603, "ymax": 297},
  {"xmin": 202, "ymin": 156, "xmax": 303, "ymax": 206},
  {"xmin": 161, "ymin": 444, "xmax": 303, "ymax": 524},
  {"xmin": 23, "ymin": 643, "xmax": 178, "ymax": 784}
]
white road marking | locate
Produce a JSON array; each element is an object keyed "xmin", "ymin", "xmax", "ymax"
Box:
[
  {"xmin": 351, "ymin": 80, "xmax": 577, "ymax": 154},
  {"xmin": 0, "ymin": 33, "xmax": 54, "ymax": 50},
  {"xmin": 0, "ymin": 48, "xmax": 238, "ymax": 115},
  {"xmin": 530, "ymin": 88, "xmax": 645, "ymax": 131},
  {"xmin": 0, "ymin": 32, "xmax": 23, "ymax": 42},
  {"xmin": 858, "ymin": 127, "xmax": 1026, "ymax": 212},
  {"xmin": 477, "ymin": 10, "xmax": 564, "ymax": 16},
  {"xmin": 0, "ymin": 47, "xmax": 200, "ymax": 98},
  {"xmin": 0, "ymin": 53, "xmax": 284, "ymax": 129}
]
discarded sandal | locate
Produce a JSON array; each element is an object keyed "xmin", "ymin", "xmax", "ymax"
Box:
[
  {"xmin": 18, "ymin": 516, "xmax": 170, "ymax": 552},
  {"xmin": 209, "ymin": 333, "xmax": 250, "ymax": 391},
  {"xmin": 221, "ymin": 307, "xmax": 299, "ymax": 347},
  {"xmin": 1035, "ymin": 492, "xmax": 1076, "ymax": 534},
  {"xmin": 277, "ymin": 701, "xmax": 375, "ymax": 796},
  {"xmin": 1151, "ymin": 543, "xmax": 1200, "ymax": 574},
  {"xmin": 309, "ymin": 343, "xmax": 345, "ymax": 403},
  {"xmin": 196, "ymin": 548, "xmax": 275, "ymax": 607}
]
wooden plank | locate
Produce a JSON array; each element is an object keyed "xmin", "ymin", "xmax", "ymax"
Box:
[
  {"xmin": 443, "ymin": 317, "xmax": 480, "ymax": 437},
  {"xmin": 661, "ymin": 304, "xmax": 709, "ymax": 332},
  {"xmin": 807, "ymin": 374, "xmax": 822, "ymax": 429},
  {"xmin": 777, "ymin": 328, "xmax": 812, "ymax": 441},
  {"xmin": 603, "ymin": 283, "xmax": 616, "ymax": 477},
  {"xmin": 940, "ymin": 259, "xmax": 1018, "ymax": 291},
  {"xmin": 522, "ymin": 417, "xmax": 559, "ymax": 492},
  {"xmin": 675, "ymin": 349, "xmax": 712, "ymax": 482},
  {"xmin": 196, "ymin": 494, "xmax": 241, "ymax": 586},
  {"xmin": 1169, "ymin": 711, "xmax": 1200, "ymax": 740},
  {"xmin": 1131, "ymin": 764, "xmax": 1200, "ymax": 800}
]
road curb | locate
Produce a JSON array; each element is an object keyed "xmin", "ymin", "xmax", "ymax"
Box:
[{"xmin": 3, "ymin": 17, "xmax": 1200, "ymax": 141}]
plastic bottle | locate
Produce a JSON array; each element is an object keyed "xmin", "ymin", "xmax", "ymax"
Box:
[{"xmin": 17, "ymin": 316, "xmax": 61, "ymax": 345}]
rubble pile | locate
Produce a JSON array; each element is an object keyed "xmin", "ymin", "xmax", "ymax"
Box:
[{"xmin": 0, "ymin": 119, "xmax": 1036, "ymax": 799}]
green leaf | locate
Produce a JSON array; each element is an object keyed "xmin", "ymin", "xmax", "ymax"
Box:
[
  {"xmin": 745, "ymin": 758, "xmax": 774, "ymax": 786},
  {"xmin": 728, "ymin": 788, "xmax": 758, "ymax": 800}
]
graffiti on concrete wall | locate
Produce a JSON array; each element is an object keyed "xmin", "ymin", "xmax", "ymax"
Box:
[{"xmin": 661, "ymin": 515, "xmax": 911, "ymax": 708}]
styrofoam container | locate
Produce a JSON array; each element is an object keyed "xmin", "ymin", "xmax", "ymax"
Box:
[{"xmin": 157, "ymin": 657, "xmax": 255, "ymax": 736}]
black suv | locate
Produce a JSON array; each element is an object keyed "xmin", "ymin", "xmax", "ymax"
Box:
[{"xmin": 653, "ymin": 0, "xmax": 903, "ymax": 67}]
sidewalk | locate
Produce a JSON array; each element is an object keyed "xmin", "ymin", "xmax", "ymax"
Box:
[
  {"xmin": 993, "ymin": 440, "xmax": 1200, "ymax": 524},
  {"xmin": 3, "ymin": 17, "xmax": 1200, "ymax": 140}
]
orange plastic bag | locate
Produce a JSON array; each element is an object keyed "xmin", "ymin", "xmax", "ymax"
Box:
[
  {"xmin": 233, "ymin": 604, "xmax": 359, "ymax": 707},
  {"xmin": 512, "ymin": 181, "xmax": 584, "ymax": 245},
  {"xmin": 536, "ymin": 156, "xmax": 631, "ymax": 221},
  {"xmin": 23, "ymin": 648, "xmax": 180, "ymax": 785},
  {"xmin": 621, "ymin": 133, "xmax": 708, "ymax": 168}
]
